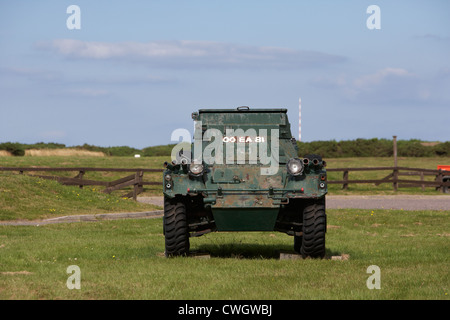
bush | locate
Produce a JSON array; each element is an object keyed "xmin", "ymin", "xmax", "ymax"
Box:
[
  {"xmin": 142, "ymin": 144, "xmax": 176, "ymax": 157},
  {"xmin": 432, "ymin": 142, "xmax": 450, "ymax": 157},
  {"xmin": 106, "ymin": 146, "xmax": 141, "ymax": 157},
  {"xmin": 24, "ymin": 142, "xmax": 66, "ymax": 150},
  {"xmin": 340, "ymin": 138, "xmax": 392, "ymax": 157},
  {"xmin": 296, "ymin": 139, "xmax": 448, "ymax": 158},
  {"xmin": 0, "ymin": 142, "xmax": 25, "ymax": 156},
  {"xmin": 397, "ymin": 139, "xmax": 433, "ymax": 157}
]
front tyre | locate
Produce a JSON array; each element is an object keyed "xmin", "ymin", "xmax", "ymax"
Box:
[
  {"xmin": 164, "ymin": 197, "xmax": 189, "ymax": 257},
  {"xmin": 300, "ymin": 201, "xmax": 326, "ymax": 259}
]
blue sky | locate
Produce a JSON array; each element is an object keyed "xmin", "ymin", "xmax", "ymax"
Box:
[{"xmin": 0, "ymin": 1, "xmax": 449, "ymax": 148}]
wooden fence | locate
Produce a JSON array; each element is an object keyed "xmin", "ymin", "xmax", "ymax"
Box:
[
  {"xmin": 0, "ymin": 167, "xmax": 162, "ymax": 200},
  {"xmin": 0, "ymin": 166, "xmax": 449, "ymax": 198},
  {"xmin": 327, "ymin": 166, "xmax": 450, "ymax": 192}
]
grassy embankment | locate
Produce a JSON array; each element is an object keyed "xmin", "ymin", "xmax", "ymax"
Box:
[{"xmin": 0, "ymin": 155, "xmax": 164, "ymax": 221}]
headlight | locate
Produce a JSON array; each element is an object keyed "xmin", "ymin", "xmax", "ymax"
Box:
[
  {"xmin": 189, "ymin": 162, "xmax": 204, "ymax": 176},
  {"xmin": 287, "ymin": 158, "xmax": 303, "ymax": 176}
]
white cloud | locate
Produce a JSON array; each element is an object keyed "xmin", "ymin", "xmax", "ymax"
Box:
[
  {"xmin": 353, "ymin": 68, "xmax": 414, "ymax": 89},
  {"xmin": 35, "ymin": 39, "xmax": 346, "ymax": 69},
  {"xmin": 309, "ymin": 67, "xmax": 449, "ymax": 106}
]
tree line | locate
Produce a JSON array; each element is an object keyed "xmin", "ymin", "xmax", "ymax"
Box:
[{"xmin": 1, "ymin": 139, "xmax": 449, "ymax": 158}]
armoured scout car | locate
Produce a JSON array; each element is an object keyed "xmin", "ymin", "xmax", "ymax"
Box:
[{"xmin": 163, "ymin": 107, "xmax": 327, "ymax": 258}]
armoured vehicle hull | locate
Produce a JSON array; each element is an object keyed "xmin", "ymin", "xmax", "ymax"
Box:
[{"xmin": 163, "ymin": 107, "xmax": 327, "ymax": 258}]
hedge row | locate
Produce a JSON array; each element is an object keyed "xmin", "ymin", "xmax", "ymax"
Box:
[
  {"xmin": 0, "ymin": 142, "xmax": 141, "ymax": 157},
  {"xmin": 1, "ymin": 139, "xmax": 449, "ymax": 157},
  {"xmin": 0, "ymin": 142, "xmax": 173, "ymax": 157},
  {"xmin": 297, "ymin": 139, "xmax": 450, "ymax": 158}
]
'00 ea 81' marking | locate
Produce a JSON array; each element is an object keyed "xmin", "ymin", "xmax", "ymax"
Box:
[{"xmin": 222, "ymin": 136, "xmax": 265, "ymax": 143}]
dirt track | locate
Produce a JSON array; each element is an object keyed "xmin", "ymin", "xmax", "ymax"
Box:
[{"xmin": 138, "ymin": 195, "xmax": 450, "ymax": 211}]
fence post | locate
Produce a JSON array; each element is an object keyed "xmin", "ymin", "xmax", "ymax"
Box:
[
  {"xmin": 420, "ymin": 171, "xmax": 425, "ymax": 191},
  {"xmin": 77, "ymin": 170, "xmax": 85, "ymax": 189},
  {"xmin": 133, "ymin": 170, "xmax": 144, "ymax": 201},
  {"xmin": 393, "ymin": 136, "xmax": 398, "ymax": 167},
  {"xmin": 138, "ymin": 170, "xmax": 144, "ymax": 195},
  {"xmin": 393, "ymin": 167, "xmax": 398, "ymax": 191},
  {"xmin": 436, "ymin": 169, "xmax": 443, "ymax": 193},
  {"xmin": 342, "ymin": 170, "xmax": 349, "ymax": 190}
]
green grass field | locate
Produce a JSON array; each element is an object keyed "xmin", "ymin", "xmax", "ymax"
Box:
[
  {"xmin": 0, "ymin": 155, "xmax": 448, "ymax": 300},
  {"xmin": 0, "ymin": 209, "xmax": 448, "ymax": 299}
]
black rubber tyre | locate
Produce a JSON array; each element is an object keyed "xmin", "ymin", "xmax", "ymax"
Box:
[
  {"xmin": 164, "ymin": 197, "xmax": 189, "ymax": 257},
  {"xmin": 443, "ymin": 177, "xmax": 449, "ymax": 193},
  {"xmin": 300, "ymin": 201, "xmax": 326, "ymax": 259}
]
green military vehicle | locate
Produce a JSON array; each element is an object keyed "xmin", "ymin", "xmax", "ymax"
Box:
[{"xmin": 163, "ymin": 107, "xmax": 327, "ymax": 258}]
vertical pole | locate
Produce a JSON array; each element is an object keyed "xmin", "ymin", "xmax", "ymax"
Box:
[
  {"xmin": 393, "ymin": 136, "xmax": 398, "ymax": 191},
  {"xmin": 298, "ymin": 97, "xmax": 302, "ymax": 142},
  {"xmin": 133, "ymin": 171, "xmax": 139, "ymax": 201},
  {"xmin": 343, "ymin": 170, "xmax": 349, "ymax": 190},
  {"xmin": 133, "ymin": 170, "xmax": 144, "ymax": 201},
  {"xmin": 393, "ymin": 135, "xmax": 397, "ymax": 167},
  {"xmin": 436, "ymin": 169, "xmax": 443, "ymax": 193},
  {"xmin": 393, "ymin": 168, "xmax": 399, "ymax": 191},
  {"xmin": 420, "ymin": 171, "xmax": 425, "ymax": 192},
  {"xmin": 78, "ymin": 170, "xmax": 85, "ymax": 189}
]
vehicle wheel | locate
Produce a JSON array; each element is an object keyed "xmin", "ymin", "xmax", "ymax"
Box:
[
  {"xmin": 164, "ymin": 197, "xmax": 189, "ymax": 257},
  {"xmin": 300, "ymin": 201, "xmax": 326, "ymax": 259},
  {"xmin": 443, "ymin": 177, "xmax": 449, "ymax": 193}
]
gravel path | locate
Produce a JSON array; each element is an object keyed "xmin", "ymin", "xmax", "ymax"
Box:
[
  {"xmin": 326, "ymin": 195, "xmax": 450, "ymax": 211},
  {"xmin": 138, "ymin": 195, "xmax": 450, "ymax": 211},
  {"xmin": 0, "ymin": 210, "xmax": 163, "ymax": 226}
]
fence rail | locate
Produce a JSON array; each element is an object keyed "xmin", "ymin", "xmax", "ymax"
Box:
[
  {"xmin": 0, "ymin": 166, "xmax": 449, "ymax": 197},
  {"xmin": 326, "ymin": 166, "xmax": 450, "ymax": 192},
  {"xmin": 0, "ymin": 167, "xmax": 162, "ymax": 200}
]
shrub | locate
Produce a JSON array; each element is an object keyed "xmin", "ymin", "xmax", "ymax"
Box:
[
  {"xmin": 397, "ymin": 140, "xmax": 432, "ymax": 157},
  {"xmin": 0, "ymin": 142, "xmax": 25, "ymax": 156},
  {"xmin": 142, "ymin": 144, "xmax": 176, "ymax": 157},
  {"xmin": 106, "ymin": 146, "xmax": 141, "ymax": 157},
  {"xmin": 296, "ymin": 139, "xmax": 447, "ymax": 158},
  {"xmin": 24, "ymin": 142, "xmax": 66, "ymax": 150},
  {"xmin": 432, "ymin": 142, "xmax": 450, "ymax": 157}
]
